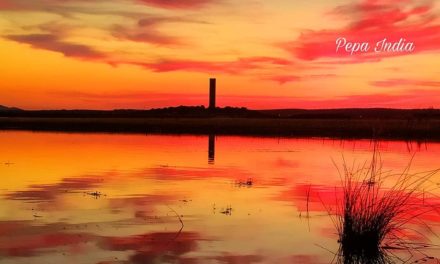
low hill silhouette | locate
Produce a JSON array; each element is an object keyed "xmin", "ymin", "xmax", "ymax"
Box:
[
  {"xmin": 1, "ymin": 105, "xmax": 439, "ymax": 120},
  {"xmin": 0, "ymin": 105, "xmax": 22, "ymax": 112}
]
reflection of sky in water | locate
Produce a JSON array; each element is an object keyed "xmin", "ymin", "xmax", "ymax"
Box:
[{"xmin": 0, "ymin": 131, "xmax": 439, "ymax": 263}]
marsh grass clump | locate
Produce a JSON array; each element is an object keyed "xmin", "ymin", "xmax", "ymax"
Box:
[{"xmin": 332, "ymin": 151, "xmax": 439, "ymax": 263}]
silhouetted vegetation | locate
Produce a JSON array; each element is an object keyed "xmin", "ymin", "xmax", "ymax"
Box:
[
  {"xmin": 262, "ymin": 108, "xmax": 440, "ymax": 120},
  {"xmin": 2, "ymin": 106, "xmax": 440, "ymax": 120},
  {"xmin": 332, "ymin": 152, "xmax": 439, "ymax": 263},
  {"xmin": 1, "ymin": 117, "xmax": 440, "ymax": 140},
  {"xmin": 1, "ymin": 107, "xmax": 440, "ymax": 140},
  {"xmin": 0, "ymin": 105, "xmax": 261, "ymax": 118}
]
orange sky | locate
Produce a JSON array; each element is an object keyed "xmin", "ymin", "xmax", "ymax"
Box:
[{"xmin": 0, "ymin": 0, "xmax": 439, "ymax": 110}]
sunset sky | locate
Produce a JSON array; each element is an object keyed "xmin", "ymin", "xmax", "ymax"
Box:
[{"xmin": 1, "ymin": 0, "xmax": 439, "ymax": 110}]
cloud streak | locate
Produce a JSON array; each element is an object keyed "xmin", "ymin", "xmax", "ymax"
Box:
[
  {"xmin": 262, "ymin": 73, "xmax": 337, "ymax": 85},
  {"xmin": 5, "ymin": 34, "xmax": 106, "ymax": 60},
  {"xmin": 0, "ymin": 0, "xmax": 217, "ymax": 11},
  {"xmin": 136, "ymin": 56, "xmax": 293, "ymax": 74},
  {"xmin": 112, "ymin": 25, "xmax": 185, "ymax": 46},
  {"xmin": 371, "ymin": 78, "xmax": 440, "ymax": 88},
  {"xmin": 110, "ymin": 16, "xmax": 207, "ymax": 46}
]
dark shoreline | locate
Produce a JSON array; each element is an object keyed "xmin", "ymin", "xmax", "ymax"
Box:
[{"xmin": 1, "ymin": 117, "xmax": 439, "ymax": 141}]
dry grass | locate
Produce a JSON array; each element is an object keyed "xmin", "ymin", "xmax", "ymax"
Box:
[{"xmin": 331, "ymin": 150, "xmax": 439, "ymax": 263}]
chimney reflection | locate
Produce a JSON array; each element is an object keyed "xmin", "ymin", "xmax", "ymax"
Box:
[{"xmin": 208, "ymin": 134, "xmax": 215, "ymax": 164}]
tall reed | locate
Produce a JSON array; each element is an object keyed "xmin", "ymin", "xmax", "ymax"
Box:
[{"xmin": 333, "ymin": 151, "xmax": 439, "ymax": 263}]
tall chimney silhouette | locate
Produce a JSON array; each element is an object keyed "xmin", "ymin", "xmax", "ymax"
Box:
[{"xmin": 209, "ymin": 78, "xmax": 216, "ymax": 109}]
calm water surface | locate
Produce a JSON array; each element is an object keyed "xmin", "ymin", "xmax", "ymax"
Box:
[{"xmin": 0, "ymin": 131, "xmax": 439, "ymax": 264}]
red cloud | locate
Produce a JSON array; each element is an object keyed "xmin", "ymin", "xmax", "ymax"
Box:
[
  {"xmin": 5, "ymin": 34, "xmax": 106, "ymax": 60},
  {"xmin": 281, "ymin": 0, "xmax": 440, "ymax": 62}
]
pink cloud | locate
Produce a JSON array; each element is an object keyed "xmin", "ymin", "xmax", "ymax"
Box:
[{"xmin": 281, "ymin": 0, "xmax": 440, "ymax": 62}]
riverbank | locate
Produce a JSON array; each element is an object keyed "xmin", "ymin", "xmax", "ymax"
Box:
[{"xmin": 1, "ymin": 117, "xmax": 439, "ymax": 140}]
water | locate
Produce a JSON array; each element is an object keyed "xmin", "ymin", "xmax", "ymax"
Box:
[{"xmin": 0, "ymin": 131, "xmax": 439, "ymax": 264}]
